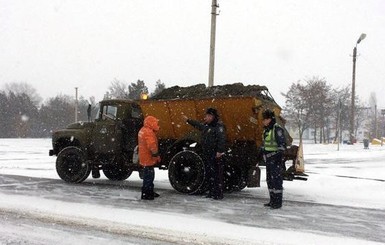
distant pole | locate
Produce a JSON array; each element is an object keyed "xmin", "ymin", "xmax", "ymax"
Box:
[
  {"xmin": 75, "ymin": 87, "xmax": 78, "ymax": 122},
  {"xmin": 208, "ymin": 0, "xmax": 219, "ymax": 87},
  {"xmin": 381, "ymin": 109, "xmax": 385, "ymax": 146},
  {"xmin": 374, "ymin": 104, "xmax": 377, "ymax": 139},
  {"xmin": 350, "ymin": 33, "xmax": 366, "ymax": 144},
  {"xmin": 337, "ymin": 99, "xmax": 342, "ymax": 151}
]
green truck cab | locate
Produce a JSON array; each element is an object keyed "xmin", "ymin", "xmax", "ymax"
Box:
[{"xmin": 50, "ymin": 99, "xmax": 143, "ymax": 183}]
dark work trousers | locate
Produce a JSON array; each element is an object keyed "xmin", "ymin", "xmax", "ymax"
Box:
[
  {"xmin": 142, "ymin": 166, "xmax": 155, "ymax": 196},
  {"xmin": 266, "ymin": 152, "xmax": 283, "ymax": 206},
  {"xmin": 205, "ymin": 154, "xmax": 224, "ymax": 199}
]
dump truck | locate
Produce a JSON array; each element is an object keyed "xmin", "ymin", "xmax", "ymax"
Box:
[{"xmin": 49, "ymin": 84, "xmax": 305, "ymax": 194}]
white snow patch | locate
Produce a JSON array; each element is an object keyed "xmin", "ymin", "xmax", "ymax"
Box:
[{"xmin": 0, "ymin": 193, "xmax": 379, "ymax": 245}]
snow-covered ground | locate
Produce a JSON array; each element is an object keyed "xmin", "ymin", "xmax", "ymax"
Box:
[{"xmin": 0, "ymin": 138, "xmax": 384, "ymax": 244}]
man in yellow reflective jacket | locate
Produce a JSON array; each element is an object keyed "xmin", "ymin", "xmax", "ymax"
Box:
[{"xmin": 262, "ymin": 109, "xmax": 286, "ymax": 209}]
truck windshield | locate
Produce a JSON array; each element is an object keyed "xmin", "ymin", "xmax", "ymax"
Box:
[{"xmin": 102, "ymin": 105, "xmax": 117, "ymax": 120}]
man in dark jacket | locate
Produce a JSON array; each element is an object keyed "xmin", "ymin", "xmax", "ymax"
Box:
[
  {"xmin": 261, "ymin": 109, "xmax": 286, "ymax": 209},
  {"xmin": 183, "ymin": 108, "xmax": 226, "ymax": 200}
]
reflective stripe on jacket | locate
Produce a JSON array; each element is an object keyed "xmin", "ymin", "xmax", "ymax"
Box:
[
  {"xmin": 263, "ymin": 126, "xmax": 279, "ymax": 152},
  {"xmin": 263, "ymin": 123, "xmax": 286, "ymax": 152}
]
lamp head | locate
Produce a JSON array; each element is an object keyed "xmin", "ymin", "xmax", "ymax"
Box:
[{"xmin": 357, "ymin": 33, "xmax": 367, "ymax": 44}]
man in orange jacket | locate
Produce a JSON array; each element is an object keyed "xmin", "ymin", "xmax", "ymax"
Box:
[{"xmin": 138, "ymin": 116, "xmax": 161, "ymax": 200}]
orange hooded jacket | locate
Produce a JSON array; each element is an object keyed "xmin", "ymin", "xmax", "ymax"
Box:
[{"xmin": 138, "ymin": 116, "xmax": 160, "ymax": 166}]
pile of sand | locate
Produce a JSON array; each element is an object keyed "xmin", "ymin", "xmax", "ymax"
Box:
[{"xmin": 150, "ymin": 83, "xmax": 273, "ymax": 101}]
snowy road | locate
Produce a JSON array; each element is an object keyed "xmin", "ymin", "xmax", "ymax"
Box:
[
  {"xmin": 1, "ymin": 139, "xmax": 385, "ymax": 244},
  {"xmin": 1, "ymin": 174, "xmax": 385, "ymax": 244},
  {"xmin": 0, "ymin": 209, "xmax": 172, "ymax": 245}
]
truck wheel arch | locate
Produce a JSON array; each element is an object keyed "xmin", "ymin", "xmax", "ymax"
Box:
[
  {"xmin": 163, "ymin": 131, "xmax": 201, "ymax": 165},
  {"xmin": 56, "ymin": 137, "xmax": 82, "ymax": 154}
]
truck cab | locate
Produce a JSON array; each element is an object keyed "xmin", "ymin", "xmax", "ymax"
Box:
[
  {"xmin": 93, "ymin": 100, "xmax": 143, "ymax": 155},
  {"xmin": 50, "ymin": 99, "xmax": 143, "ymax": 183}
]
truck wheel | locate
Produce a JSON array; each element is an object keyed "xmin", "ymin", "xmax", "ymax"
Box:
[
  {"xmin": 223, "ymin": 164, "xmax": 247, "ymax": 192},
  {"xmin": 168, "ymin": 150, "xmax": 206, "ymax": 194},
  {"xmin": 56, "ymin": 146, "xmax": 90, "ymax": 183},
  {"xmin": 102, "ymin": 154, "xmax": 133, "ymax": 181},
  {"xmin": 103, "ymin": 164, "xmax": 133, "ymax": 181}
]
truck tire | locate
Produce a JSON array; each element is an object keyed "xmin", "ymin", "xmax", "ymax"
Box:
[
  {"xmin": 223, "ymin": 163, "xmax": 247, "ymax": 192},
  {"xmin": 168, "ymin": 150, "xmax": 206, "ymax": 194},
  {"xmin": 102, "ymin": 154, "xmax": 133, "ymax": 181},
  {"xmin": 56, "ymin": 146, "xmax": 90, "ymax": 183},
  {"xmin": 103, "ymin": 164, "xmax": 133, "ymax": 181}
]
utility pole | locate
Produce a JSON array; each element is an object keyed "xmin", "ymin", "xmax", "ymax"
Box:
[
  {"xmin": 381, "ymin": 109, "xmax": 385, "ymax": 146},
  {"xmin": 337, "ymin": 99, "xmax": 342, "ymax": 151},
  {"xmin": 75, "ymin": 87, "xmax": 78, "ymax": 122},
  {"xmin": 208, "ymin": 0, "xmax": 219, "ymax": 87},
  {"xmin": 374, "ymin": 104, "xmax": 377, "ymax": 139},
  {"xmin": 350, "ymin": 33, "xmax": 366, "ymax": 144}
]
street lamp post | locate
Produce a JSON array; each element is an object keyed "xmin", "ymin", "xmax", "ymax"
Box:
[{"xmin": 350, "ymin": 33, "xmax": 366, "ymax": 144}]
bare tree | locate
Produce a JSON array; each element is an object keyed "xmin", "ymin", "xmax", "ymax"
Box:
[
  {"xmin": 107, "ymin": 79, "xmax": 149, "ymax": 100},
  {"xmin": 282, "ymin": 81, "xmax": 309, "ymax": 142},
  {"xmin": 4, "ymin": 82, "xmax": 42, "ymax": 106},
  {"xmin": 331, "ymin": 86, "xmax": 351, "ymax": 143},
  {"xmin": 304, "ymin": 77, "xmax": 333, "ymax": 143},
  {"xmin": 108, "ymin": 78, "xmax": 129, "ymax": 99},
  {"xmin": 283, "ymin": 77, "xmax": 335, "ymax": 143},
  {"xmin": 368, "ymin": 92, "xmax": 378, "ymax": 139}
]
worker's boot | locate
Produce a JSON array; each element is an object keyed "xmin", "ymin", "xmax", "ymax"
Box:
[
  {"xmin": 264, "ymin": 192, "xmax": 273, "ymax": 207},
  {"xmin": 141, "ymin": 191, "xmax": 154, "ymax": 200},
  {"xmin": 270, "ymin": 193, "xmax": 282, "ymax": 209}
]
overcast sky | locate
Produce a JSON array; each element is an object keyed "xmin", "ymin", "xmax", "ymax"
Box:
[{"xmin": 1, "ymin": 0, "xmax": 384, "ymax": 108}]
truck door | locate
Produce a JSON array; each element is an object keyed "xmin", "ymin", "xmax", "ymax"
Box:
[
  {"xmin": 93, "ymin": 104, "xmax": 120, "ymax": 154},
  {"xmin": 122, "ymin": 103, "xmax": 143, "ymax": 151}
]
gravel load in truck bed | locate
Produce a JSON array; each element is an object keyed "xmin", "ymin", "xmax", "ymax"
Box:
[{"xmin": 150, "ymin": 83, "xmax": 273, "ymax": 101}]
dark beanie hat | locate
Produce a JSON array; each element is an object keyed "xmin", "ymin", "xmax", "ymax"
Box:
[
  {"xmin": 206, "ymin": 107, "xmax": 219, "ymax": 118},
  {"xmin": 262, "ymin": 109, "xmax": 275, "ymax": 119}
]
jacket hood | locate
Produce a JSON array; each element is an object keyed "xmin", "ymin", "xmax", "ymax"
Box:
[{"xmin": 144, "ymin": 116, "xmax": 160, "ymax": 131}]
